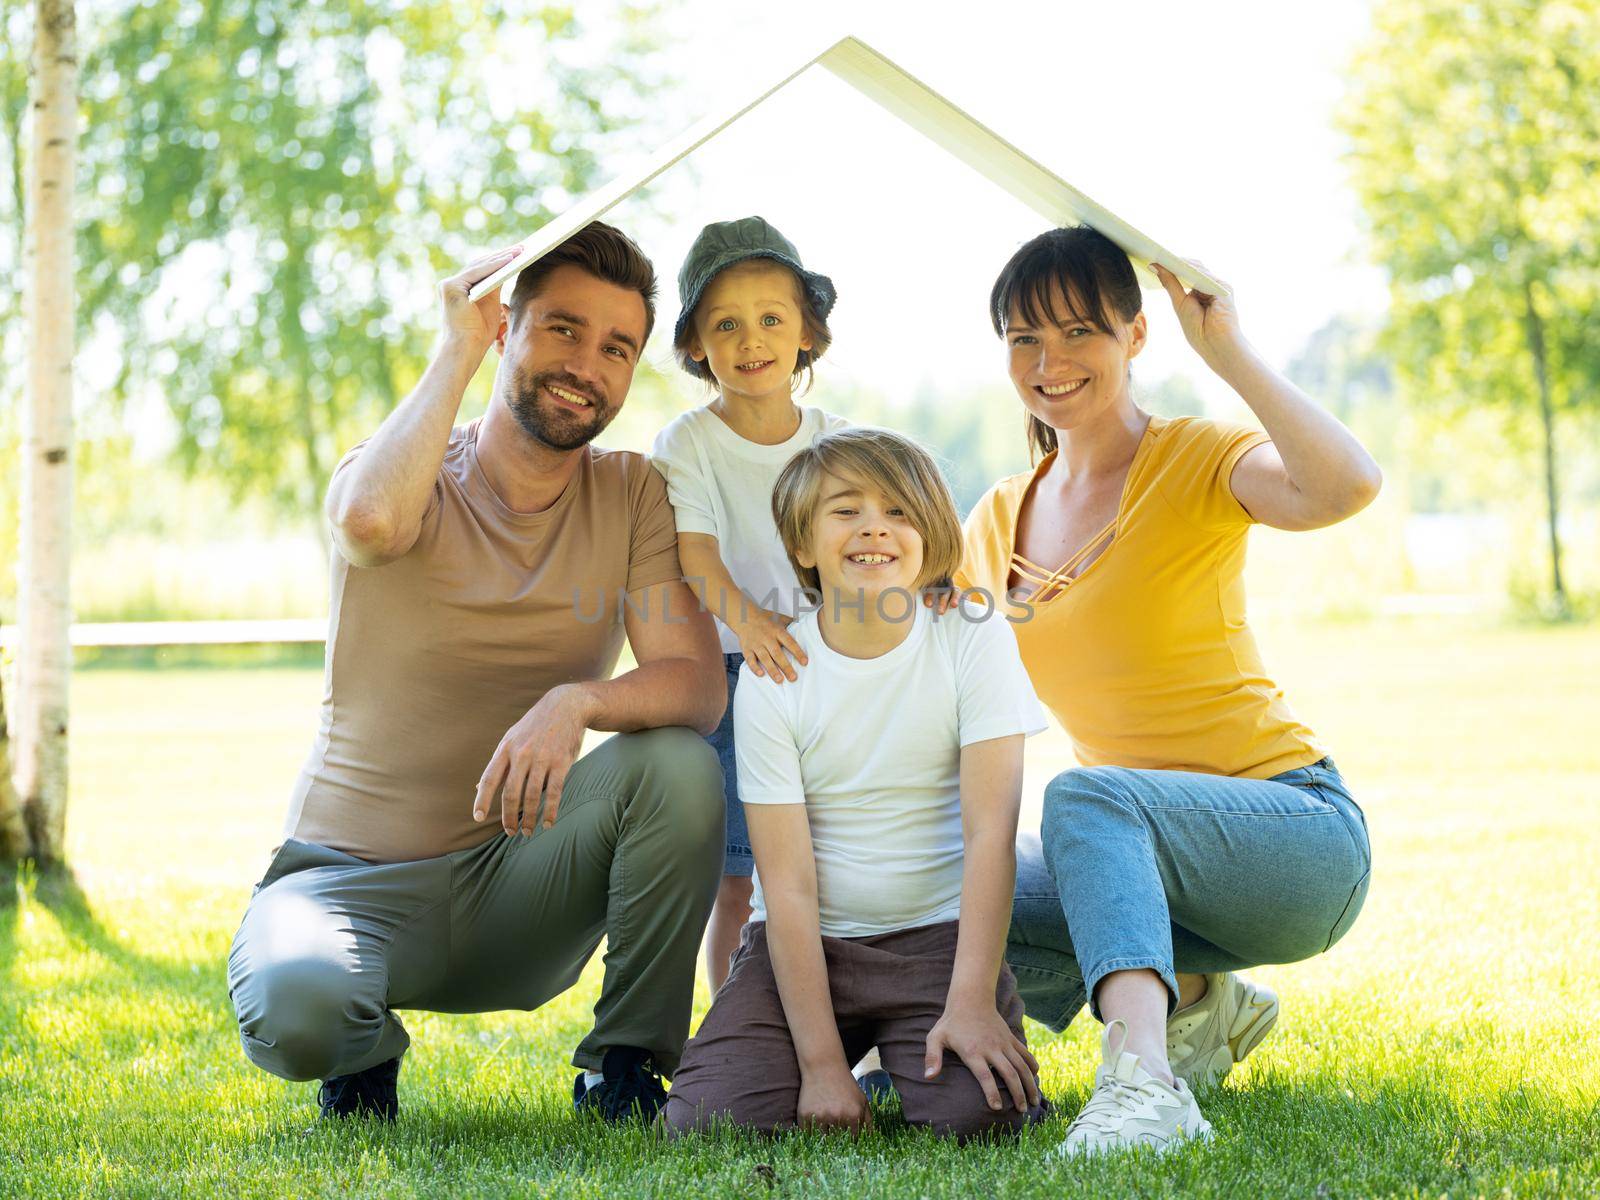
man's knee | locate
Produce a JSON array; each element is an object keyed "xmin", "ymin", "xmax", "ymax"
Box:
[
  {"xmin": 233, "ymin": 953, "xmax": 367, "ymax": 1082},
  {"xmin": 618, "ymin": 727, "xmax": 724, "ymax": 849}
]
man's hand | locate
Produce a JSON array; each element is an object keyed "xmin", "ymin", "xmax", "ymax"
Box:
[
  {"xmin": 472, "ymin": 683, "xmax": 598, "ymax": 836},
  {"xmin": 440, "ymin": 244, "xmax": 523, "ymax": 360},
  {"xmin": 797, "ymin": 1062, "xmax": 872, "ymax": 1134},
  {"xmin": 924, "ymin": 1001, "xmax": 1040, "ymax": 1113},
  {"xmin": 733, "ymin": 607, "xmax": 807, "ymax": 684}
]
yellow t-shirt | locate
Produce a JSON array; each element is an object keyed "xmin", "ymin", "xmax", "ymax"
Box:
[{"xmin": 956, "ymin": 415, "xmax": 1325, "ymax": 780}]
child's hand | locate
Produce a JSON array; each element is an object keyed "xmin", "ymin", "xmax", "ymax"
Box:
[
  {"xmin": 735, "ymin": 608, "xmax": 808, "ymax": 684},
  {"xmin": 924, "ymin": 1002, "xmax": 1041, "ymax": 1113},
  {"xmin": 920, "ymin": 584, "xmax": 966, "ymax": 616},
  {"xmin": 797, "ymin": 1062, "xmax": 872, "ymax": 1134}
]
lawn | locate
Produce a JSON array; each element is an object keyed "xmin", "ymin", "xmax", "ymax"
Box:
[{"xmin": 2, "ymin": 616, "xmax": 1597, "ymax": 1198}]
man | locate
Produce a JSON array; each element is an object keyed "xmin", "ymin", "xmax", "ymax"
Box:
[{"xmin": 227, "ymin": 222, "xmax": 727, "ymax": 1124}]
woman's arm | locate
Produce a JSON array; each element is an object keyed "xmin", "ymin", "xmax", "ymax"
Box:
[
  {"xmin": 924, "ymin": 734, "xmax": 1041, "ymax": 1113},
  {"xmin": 744, "ymin": 803, "xmax": 870, "ymax": 1133},
  {"xmin": 677, "ymin": 533, "xmax": 809, "ymax": 682},
  {"xmin": 1151, "ymin": 262, "xmax": 1383, "ymax": 531}
]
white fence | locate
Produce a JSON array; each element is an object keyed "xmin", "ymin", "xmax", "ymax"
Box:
[{"xmin": 0, "ymin": 619, "xmax": 327, "ymax": 649}]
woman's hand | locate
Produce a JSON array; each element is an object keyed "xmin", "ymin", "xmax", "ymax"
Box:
[
  {"xmin": 924, "ymin": 1001, "xmax": 1040, "ymax": 1113},
  {"xmin": 1150, "ymin": 260, "xmax": 1250, "ymax": 373},
  {"xmin": 734, "ymin": 608, "xmax": 807, "ymax": 683},
  {"xmin": 797, "ymin": 1061, "xmax": 872, "ymax": 1134}
]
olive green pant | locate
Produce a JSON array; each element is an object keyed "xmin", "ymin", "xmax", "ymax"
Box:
[{"xmin": 227, "ymin": 727, "xmax": 724, "ymax": 1082}]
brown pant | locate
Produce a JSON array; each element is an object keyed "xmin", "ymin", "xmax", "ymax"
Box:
[{"xmin": 661, "ymin": 920, "xmax": 1045, "ymax": 1139}]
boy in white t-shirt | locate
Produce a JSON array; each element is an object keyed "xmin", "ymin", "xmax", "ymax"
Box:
[
  {"xmin": 650, "ymin": 217, "xmax": 847, "ymax": 990},
  {"xmin": 661, "ymin": 428, "xmax": 1050, "ymax": 1139}
]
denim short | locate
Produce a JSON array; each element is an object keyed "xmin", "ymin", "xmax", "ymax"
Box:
[{"xmin": 705, "ymin": 652, "xmax": 754, "ymax": 876}]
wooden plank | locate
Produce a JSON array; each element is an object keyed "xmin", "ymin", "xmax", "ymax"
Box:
[{"xmin": 468, "ymin": 35, "xmax": 1225, "ymax": 303}]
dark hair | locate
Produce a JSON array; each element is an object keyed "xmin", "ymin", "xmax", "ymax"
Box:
[
  {"xmin": 989, "ymin": 226, "xmax": 1142, "ymax": 462},
  {"xmin": 672, "ymin": 261, "xmax": 833, "ymax": 397},
  {"xmin": 507, "ymin": 221, "xmax": 658, "ymax": 341}
]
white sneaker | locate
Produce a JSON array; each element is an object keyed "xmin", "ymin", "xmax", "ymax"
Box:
[
  {"xmin": 1166, "ymin": 972, "xmax": 1279, "ymax": 1091},
  {"xmin": 1054, "ymin": 1020, "xmax": 1212, "ymax": 1157}
]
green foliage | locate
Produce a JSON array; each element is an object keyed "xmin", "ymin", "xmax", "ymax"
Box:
[
  {"xmin": 1340, "ymin": 0, "xmax": 1600, "ymax": 607},
  {"xmin": 7, "ymin": 0, "xmax": 672, "ymax": 518},
  {"xmin": 1343, "ymin": 0, "xmax": 1600, "ymax": 292}
]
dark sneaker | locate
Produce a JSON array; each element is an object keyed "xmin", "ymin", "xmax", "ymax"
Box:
[
  {"xmin": 573, "ymin": 1046, "xmax": 668, "ymax": 1123},
  {"xmin": 317, "ymin": 1056, "xmax": 401, "ymax": 1121},
  {"xmin": 856, "ymin": 1068, "xmax": 897, "ymax": 1104}
]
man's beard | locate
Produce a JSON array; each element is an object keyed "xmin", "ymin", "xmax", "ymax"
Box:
[{"xmin": 505, "ymin": 368, "xmax": 617, "ymax": 451}]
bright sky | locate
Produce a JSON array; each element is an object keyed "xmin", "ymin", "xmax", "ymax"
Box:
[{"xmin": 598, "ymin": 0, "xmax": 1386, "ymax": 410}]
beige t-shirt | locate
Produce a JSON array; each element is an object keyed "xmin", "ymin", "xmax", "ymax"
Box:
[{"xmin": 283, "ymin": 419, "xmax": 683, "ymax": 864}]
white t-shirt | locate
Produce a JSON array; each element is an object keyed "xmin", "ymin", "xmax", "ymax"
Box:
[
  {"xmin": 651, "ymin": 405, "xmax": 849, "ymax": 654},
  {"xmin": 734, "ymin": 600, "xmax": 1048, "ymax": 938}
]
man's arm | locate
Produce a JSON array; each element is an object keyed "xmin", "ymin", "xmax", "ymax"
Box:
[
  {"xmin": 923, "ymin": 734, "xmax": 1041, "ymax": 1113},
  {"xmin": 326, "ymin": 245, "xmax": 521, "ymax": 567},
  {"xmin": 470, "ymin": 577, "xmax": 724, "ymax": 838},
  {"xmin": 595, "ymin": 576, "xmax": 726, "ymax": 736}
]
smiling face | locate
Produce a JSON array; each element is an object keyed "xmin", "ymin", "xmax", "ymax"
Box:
[
  {"xmin": 496, "ymin": 263, "xmax": 648, "ymax": 451},
  {"xmin": 687, "ymin": 261, "xmax": 814, "ymax": 405},
  {"xmin": 1004, "ymin": 277, "xmax": 1148, "ymax": 436},
  {"xmin": 795, "ymin": 469, "xmax": 926, "ymax": 608}
]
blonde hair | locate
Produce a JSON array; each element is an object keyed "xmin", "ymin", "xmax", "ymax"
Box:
[{"xmin": 771, "ymin": 427, "xmax": 963, "ymax": 595}]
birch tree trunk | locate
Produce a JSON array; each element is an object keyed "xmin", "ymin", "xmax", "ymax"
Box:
[{"xmin": 13, "ymin": 0, "xmax": 75, "ymax": 866}]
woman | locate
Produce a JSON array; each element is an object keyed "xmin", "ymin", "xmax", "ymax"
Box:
[{"xmin": 956, "ymin": 227, "xmax": 1379, "ymax": 1155}]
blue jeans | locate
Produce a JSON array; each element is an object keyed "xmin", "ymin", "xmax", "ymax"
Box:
[
  {"xmin": 704, "ymin": 652, "xmax": 754, "ymax": 877},
  {"xmin": 1008, "ymin": 756, "xmax": 1371, "ymax": 1029}
]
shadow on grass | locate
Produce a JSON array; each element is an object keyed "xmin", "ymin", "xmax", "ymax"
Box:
[{"xmin": 0, "ymin": 859, "xmax": 229, "ymax": 1006}]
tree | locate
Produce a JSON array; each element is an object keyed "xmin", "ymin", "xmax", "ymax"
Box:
[
  {"xmin": 75, "ymin": 0, "xmax": 672, "ymax": 521},
  {"xmin": 1, "ymin": 10, "xmax": 30, "ymax": 614},
  {"xmin": 1341, "ymin": 0, "xmax": 1600, "ymax": 616},
  {"xmin": 10, "ymin": 0, "xmax": 76, "ymax": 866}
]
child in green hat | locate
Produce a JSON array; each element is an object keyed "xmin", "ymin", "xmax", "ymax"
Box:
[{"xmin": 649, "ymin": 216, "xmax": 848, "ymax": 993}]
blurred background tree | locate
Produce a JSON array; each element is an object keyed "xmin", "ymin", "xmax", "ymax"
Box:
[
  {"xmin": 1, "ymin": 0, "xmax": 672, "ymax": 532},
  {"xmin": 1342, "ymin": 0, "xmax": 1600, "ymax": 617}
]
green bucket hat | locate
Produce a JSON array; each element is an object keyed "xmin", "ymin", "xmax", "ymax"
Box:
[{"xmin": 674, "ymin": 216, "xmax": 837, "ymax": 346}]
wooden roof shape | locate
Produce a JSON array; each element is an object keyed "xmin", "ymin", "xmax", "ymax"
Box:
[{"xmin": 469, "ymin": 35, "xmax": 1226, "ymax": 303}]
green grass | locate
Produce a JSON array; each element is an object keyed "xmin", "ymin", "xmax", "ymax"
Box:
[{"xmin": 2, "ymin": 616, "xmax": 1598, "ymax": 1198}]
